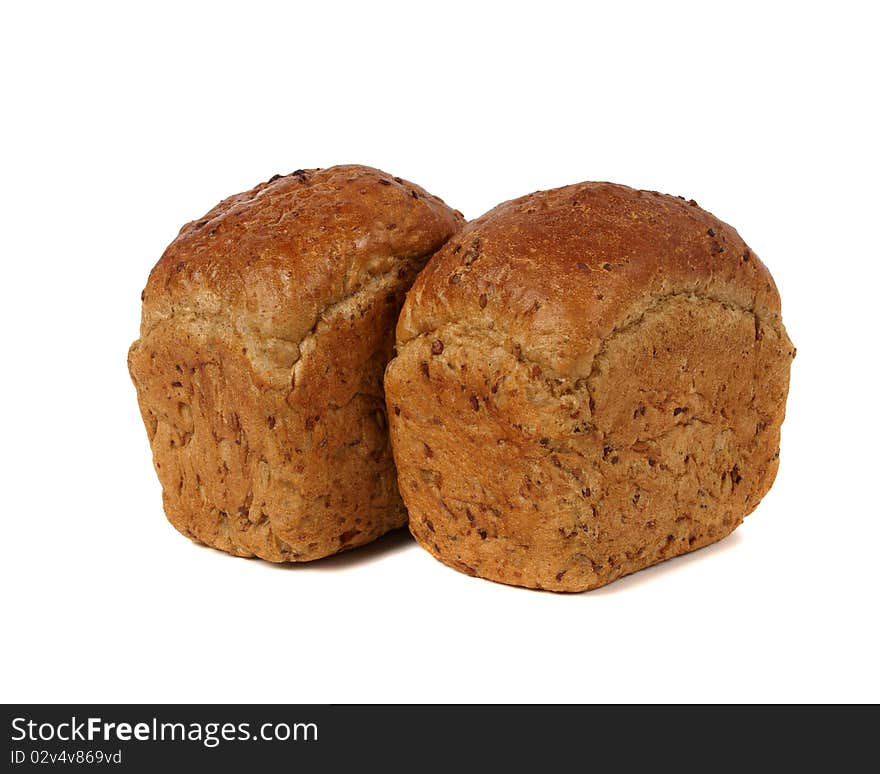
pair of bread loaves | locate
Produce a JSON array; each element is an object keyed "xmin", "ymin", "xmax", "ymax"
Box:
[{"xmin": 129, "ymin": 165, "xmax": 794, "ymax": 591}]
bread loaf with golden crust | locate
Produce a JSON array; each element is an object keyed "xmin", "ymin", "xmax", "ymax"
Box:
[
  {"xmin": 385, "ymin": 182, "xmax": 794, "ymax": 591},
  {"xmin": 129, "ymin": 165, "xmax": 463, "ymax": 561}
]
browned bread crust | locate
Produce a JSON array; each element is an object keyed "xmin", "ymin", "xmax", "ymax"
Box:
[
  {"xmin": 386, "ymin": 182, "xmax": 794, "ymax": 591},
  {"xmin": 129, "ymin": 165, "xmax": 463, "ymax": 561}
]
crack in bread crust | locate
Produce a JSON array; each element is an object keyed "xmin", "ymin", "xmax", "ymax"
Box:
[
  {"xmin": 396, "ymin": 289, "xmax": 773, "ymax": 385},
  {"xmin": 140, "ymin": 252, "xmax": 431, "ymax": 391}
]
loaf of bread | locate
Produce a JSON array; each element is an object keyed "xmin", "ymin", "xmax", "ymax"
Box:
[
  {"xmin": 128, "ymin": 165, "xmax": 463, "ymax": 560},
  {"xmin": 385, "ymin": 182, "xmax": 794, "ymax": 591}
]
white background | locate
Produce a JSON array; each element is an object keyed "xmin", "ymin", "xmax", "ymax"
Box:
[{"xmin": 2, "ymin": 1, "xmax": 877, "ymax": 703}]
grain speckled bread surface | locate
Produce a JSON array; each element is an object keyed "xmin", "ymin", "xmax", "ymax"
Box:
[
  {"xmin": 128, "ymin": 165, "xmax": 463, "ymax": 561},
  {"xmin": 385, "ymin": 182, "xmax": 794, "ymax": 591}
]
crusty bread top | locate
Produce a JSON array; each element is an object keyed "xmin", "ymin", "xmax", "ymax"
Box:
[
  {"xmin": 140, "ymin": 165, "xmax": 463, "ymax": 364},
  {"xmin": 397, "ymin": 182, "xmax": 784, "ymax": 379}
]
